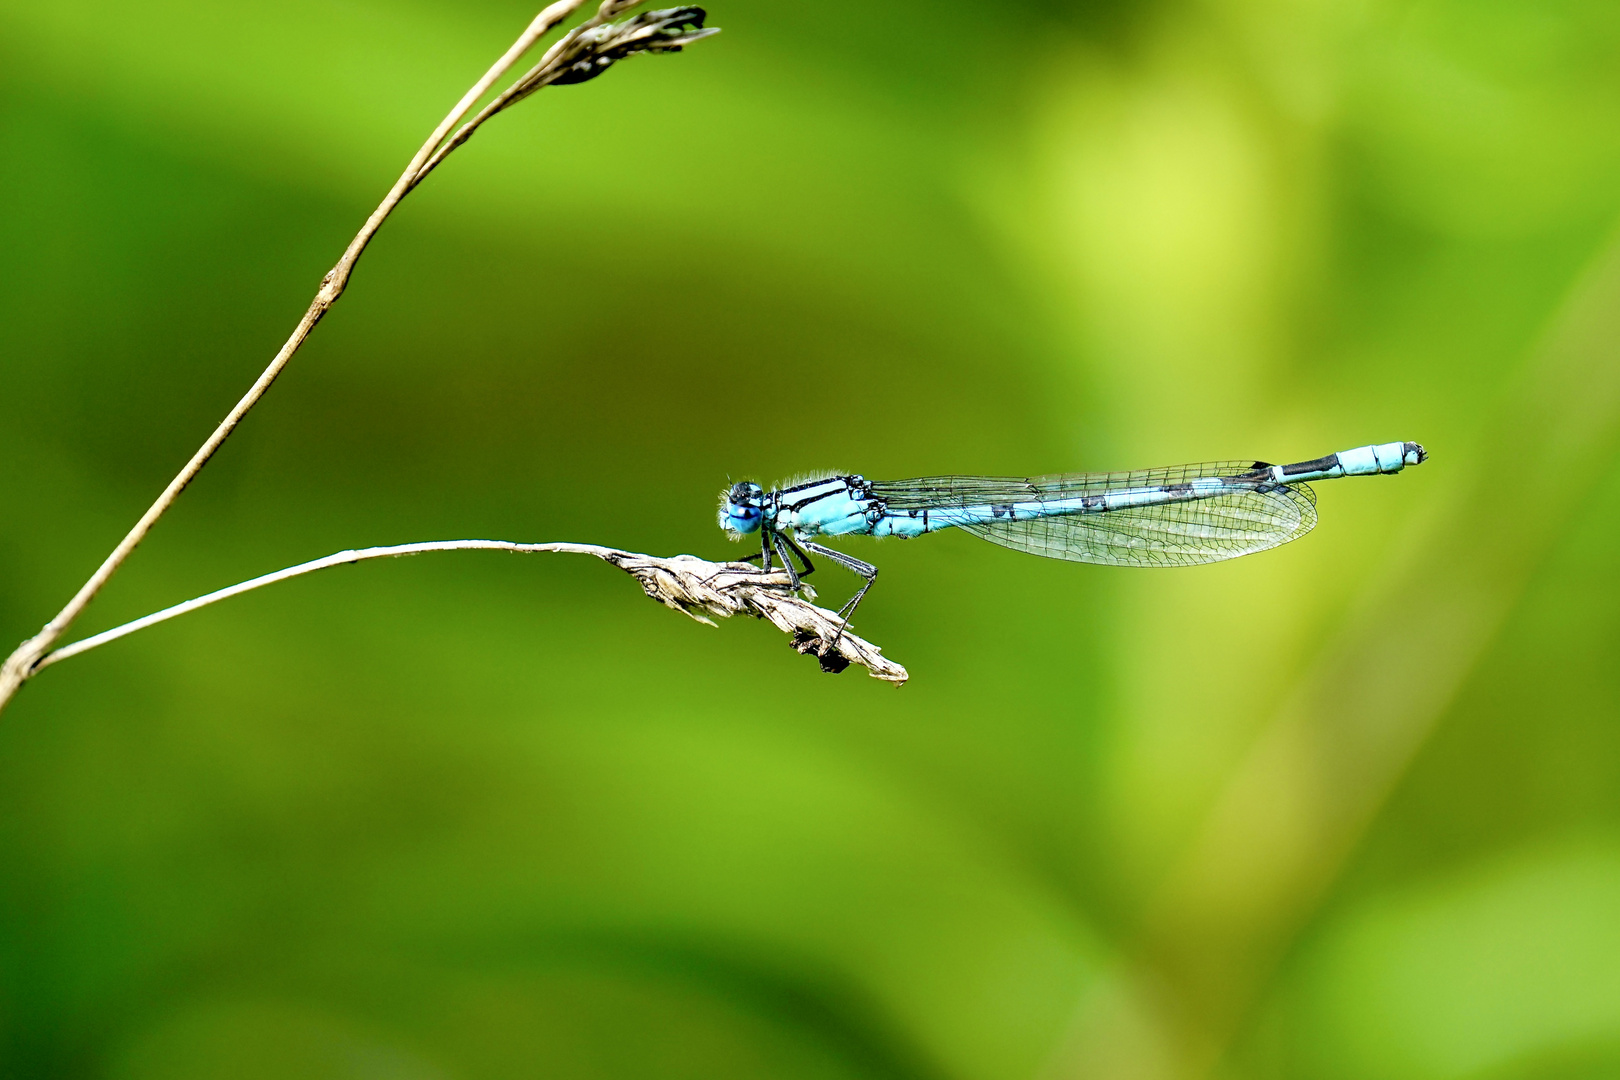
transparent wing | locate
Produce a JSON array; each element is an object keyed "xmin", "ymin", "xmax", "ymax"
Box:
[
  {"xmin": 871, "ymin": 462, "xmax": 1317, "ymax": 567},
  {"xmin": 962, "ymin": 484, "xmax": 1316, "ymax": 566}
]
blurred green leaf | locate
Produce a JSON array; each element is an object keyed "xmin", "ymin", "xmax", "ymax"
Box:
[{"xmin": 1295, "ymin": 842, "xmax": 1620, "ymax": 1080}]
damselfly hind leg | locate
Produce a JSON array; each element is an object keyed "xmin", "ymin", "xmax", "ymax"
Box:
[{"xmin": 802, "ymin": 541, "xmax": 878, "ymax": 647}]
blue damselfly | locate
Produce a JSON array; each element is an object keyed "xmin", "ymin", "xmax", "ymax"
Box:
[{"xmin": 719, "ymin": 442, "xmax": 1427, "ymax": 634}]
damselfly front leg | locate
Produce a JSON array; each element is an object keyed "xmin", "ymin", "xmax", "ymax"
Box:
[
  {"xmin": 772, "ymin": 531, "xmax": 818, "ymax": 591},
  {"xmin": 734, "ymin": 530, "xmax": 816, "ymax": 589}
]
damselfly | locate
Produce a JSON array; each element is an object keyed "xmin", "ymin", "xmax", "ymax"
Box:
[{"xmin": 719, "ymin": 441, "xmax": 1427, "ymax": 633}]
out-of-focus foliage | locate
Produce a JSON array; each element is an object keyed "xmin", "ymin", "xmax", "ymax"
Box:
[{"xmin": 1, "ymin": 0, "xmax": 1617, "ymax": 1077}]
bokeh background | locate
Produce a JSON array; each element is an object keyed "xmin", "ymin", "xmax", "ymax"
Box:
[{"xmin": 2, "ymin": 0, "xmax": 1619, "ymax": 1077}]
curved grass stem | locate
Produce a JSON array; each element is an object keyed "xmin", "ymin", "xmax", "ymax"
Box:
[{"xmin": 35, "ymin": 542, "xmax": 908, "ymax": 686}]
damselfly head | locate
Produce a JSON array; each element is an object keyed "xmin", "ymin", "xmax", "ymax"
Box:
[{"xmin": 718, "ymin": 481, "xmax": 764, "ymax": 536}]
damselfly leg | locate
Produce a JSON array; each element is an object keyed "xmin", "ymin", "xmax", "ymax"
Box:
[
  {"xmin": 738, "ymin": 532, "xmax": 816, "ymax": 587},
  {"xmin": 802, "ymin": 541, "xmax": 878, "ymax": 646},
  {"xmin": 774, "ymin": 531, "xmax": 819, "ymax": 590}
]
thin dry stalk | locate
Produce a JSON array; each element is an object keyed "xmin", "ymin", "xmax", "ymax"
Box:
[
  {"xmin": 33, "ymin": 543, "xmax": 908, "ymax": 686},
  {"xmin": 0, "ymin": 3, "xmax": 716, "ymax": 714}
]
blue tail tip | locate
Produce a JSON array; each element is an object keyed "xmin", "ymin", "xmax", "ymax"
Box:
[{"xmin": 1404, "ymin": 442, "xmax": 1428, "ymax": 466}]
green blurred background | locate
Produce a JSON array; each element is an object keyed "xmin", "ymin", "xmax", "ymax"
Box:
[{"xmin": 3, "ymin": 0, "xmax": 1619, "ymax": 1077}]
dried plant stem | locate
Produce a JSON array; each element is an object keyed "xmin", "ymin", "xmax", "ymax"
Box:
[
  {"xmin": 32, "ymin": 543, "xmax": 909, "ymax": 686},
  {"xmin": 0, "ymin": 0, "xmax": 712, "ymax": 715}
]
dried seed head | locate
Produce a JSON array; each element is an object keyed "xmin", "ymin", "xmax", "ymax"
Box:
[{"xmin": 549, "ymin": 6, "xmax": 719, "ymax": 87}]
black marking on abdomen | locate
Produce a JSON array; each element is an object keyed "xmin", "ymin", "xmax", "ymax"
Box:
[
  {"xmin": 1282, "ymin": 454, "xmax": 1338, "ymax": 477},
  {"xmin": 1232, "ymin": 462, "xmax": 1273, "ymax": 481}
]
